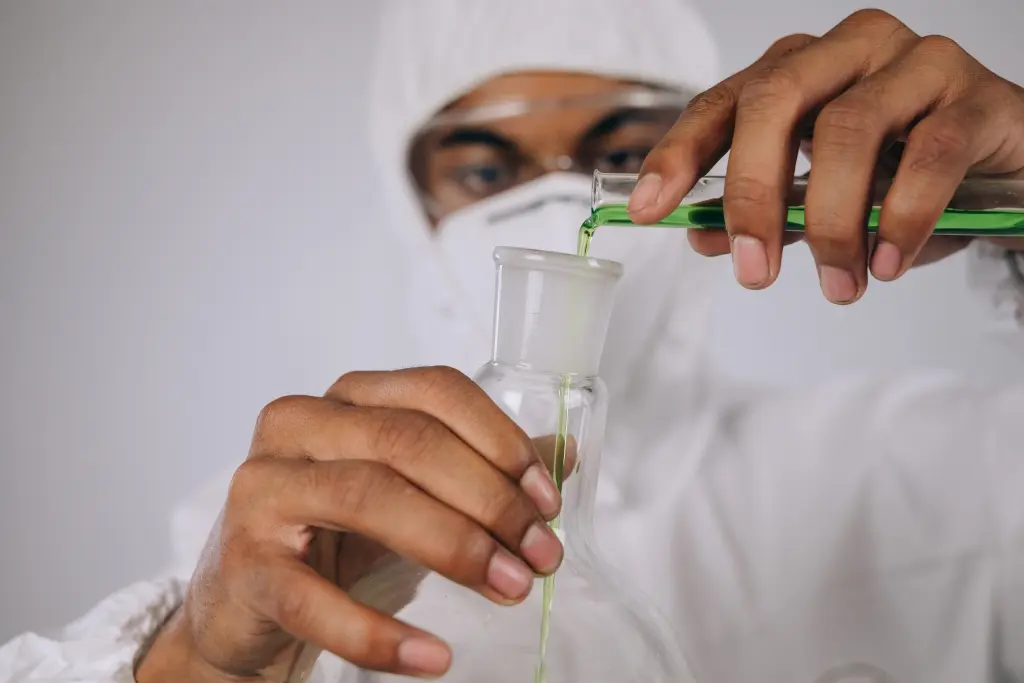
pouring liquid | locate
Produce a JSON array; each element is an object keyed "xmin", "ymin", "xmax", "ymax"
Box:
[{"xmin": 535, "ymin": 375, "xmax": 571, "ymax": 683}]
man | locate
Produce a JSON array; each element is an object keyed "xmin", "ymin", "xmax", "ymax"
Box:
[{"xmin": 3, "ymin": 0, "xmax": 1024, "ymax": 681}]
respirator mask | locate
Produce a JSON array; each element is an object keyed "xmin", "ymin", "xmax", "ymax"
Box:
[{"xmin": 431, "ymin": 172, "xmax": 684, "ymax": 393}]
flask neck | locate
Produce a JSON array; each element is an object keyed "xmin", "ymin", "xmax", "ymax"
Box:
[
  {"xmin": 490, "ymin": 247, "xmax": 622, "ymax": 376},
  {"xmin": 474, "ymin": 361, "xmax": 607, "ymax": 543}
]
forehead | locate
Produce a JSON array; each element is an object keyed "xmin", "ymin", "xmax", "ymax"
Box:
[
  {"xmin": 434, "ymin": 71, "xmax": 640, "ymax": 150},
  {"xmin": 449, "ymin": 71, "xmax": 633, "ymax": 108}
]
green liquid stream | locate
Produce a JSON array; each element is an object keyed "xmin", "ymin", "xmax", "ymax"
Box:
[
  {"xmin": 535, "ymin": 375, "xmax": 571, "ymax": 683},
  {"xmin": 578, "ymin": 203, "xmax": 1024, "ymax": 257}
]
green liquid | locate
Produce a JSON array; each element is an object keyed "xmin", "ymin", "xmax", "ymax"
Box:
[
  {"xmin": 578, "ymin": 203, "xmax": 1024, "ymax": 257},
  {"xmin": 535, "ymin": 375, "xmax": 571, "ymax": 683}
]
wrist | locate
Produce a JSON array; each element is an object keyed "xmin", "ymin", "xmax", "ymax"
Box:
[{"xmin": 135, "ymin": 608, "xmax": 233, "ymax": 683}]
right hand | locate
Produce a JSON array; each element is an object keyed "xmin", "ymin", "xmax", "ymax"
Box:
[{"xmin": 136, "ymin": 366, "xmax": 564, "ymax": 681}]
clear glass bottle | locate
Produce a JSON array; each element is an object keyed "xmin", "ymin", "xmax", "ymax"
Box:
[{"xmin": 345, "ymin": 247, "xmax": 695, "ymax": 683}]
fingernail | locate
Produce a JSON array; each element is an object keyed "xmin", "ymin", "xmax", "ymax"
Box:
[
  {"xmin": 520, "ymin": 522, "xmax": 563, "ymax": 574},
  {"xmin": 731, "ymin": 235, "xmax": 769, "ymax": 288},
  {"xmin": 871, "ymin": 241, "xmax": 902, "ymax": 281},
  {"xmin": 521, "ymin": 463, "xmax": 561, "ymax": 520},
  {"xmin": 487, "ymin": 550, "xmax": 534, "ymax": 600},
  {"xmin": 398, "ymin": 637, "xmax": 451, "ymax": 676},
  {"xmin": 819, "ymin": 266, "xmax": 858, "ymax": 304},
  {"xmin": 628, "ymin": 173, "xmax": 662, "ymax": 214}
]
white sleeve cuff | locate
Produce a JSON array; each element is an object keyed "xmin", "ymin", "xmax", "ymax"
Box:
[
  {"xmin": 0, "ymin": 577, "xmax": 186, "ymax": 683},
  {"xmin": 966, "ymin": 240, "xmax": 1024, "ymax": 331}
]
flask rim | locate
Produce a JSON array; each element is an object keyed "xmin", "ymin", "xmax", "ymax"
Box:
[{"xmin": 493, "ymin": 246, "xmax": 623, "ymax": 281}]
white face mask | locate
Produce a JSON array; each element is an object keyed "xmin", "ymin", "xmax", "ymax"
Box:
[
  {"xmin": 429, "ymin": 173, "xmax": 688, "ymax": 394},
  {"xmin": 434, "ymin": 173, "xmax": 649, "ymax": 335}
]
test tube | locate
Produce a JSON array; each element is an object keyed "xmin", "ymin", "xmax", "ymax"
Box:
[{"xmin": 591, "ymin": 171, "xmax": 1024, "ymax": 236}]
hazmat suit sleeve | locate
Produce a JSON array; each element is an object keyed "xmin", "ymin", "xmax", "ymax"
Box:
[
  {"xmin": 666, "ymin": 371, "xmax": 1024, "ymax": 683},
  {"xmin": 0, "ymin": 468, "xmax": 234, "ymax": 683}
]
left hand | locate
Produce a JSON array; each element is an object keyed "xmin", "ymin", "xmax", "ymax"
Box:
[{"xmin": 631, "ymin": 9, "xmax": 1024, "ymax": 304}]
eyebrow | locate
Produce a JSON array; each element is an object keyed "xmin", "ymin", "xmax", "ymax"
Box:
[
  {"xmin": 583, "ymin": 108, "xmax": 672, "ymax": 139},
  {"xmin": 436, "ymin": 127, "xmax": 518, "ymax": 152}
]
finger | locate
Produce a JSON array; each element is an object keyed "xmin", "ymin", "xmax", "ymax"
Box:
[
  {"xmin": 326, "ymin": 367, "xmax": 559, "ymax": 517},
  {"xmin": 688, "ymin": 230, "xmax": 803, "ymax": 258},
  {"xmin": 688, "ymin": 230, "xmax": 731, "ymax": 256},
  {"xmin": 248, "ymin": 398, "xmax": 562, "ymax": 573},
  {"xmin": 806, "ymin": 38, "xmax": 961, "ymax": 299},
  {"xmin": 237, "ymin": 457, "xmax": 540, "ymax": 602},
  {"xmin": 880, "ymin": 82, "xmax": 1013, "ymax": 278},
  {"xmin": 630, "ymin": 33, "xmax": 817, "ymax": 226},
  {"xmin": 250, "ymin": 557, "xmax": 451, "ymax": 677},
  {"xmin": 531, "ymin": 434, "xmax": 578, "ymax": 481},
  {"xmin": 726, "ymin": 15, "xmax": 918, "ymax": 292}
]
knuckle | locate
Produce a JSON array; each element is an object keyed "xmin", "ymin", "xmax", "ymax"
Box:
[
  {"xmin": 724, "ymin": 174, "xmax": 776, "ymax": 211},
  {"xmin": 880, "ymin": 193, "xmax": 929, "ymax": 231},
  {"xmin": 421, "ymin": 364, "xmax": 467, "ymax": 385},
  {"xmin": 685, "ymin": 85, "xmax": 736, "ymax": 119},
  {"xmin": 371, "ymin": 408, "xmax": 444, "ymax": 465},
  {"xmin": 228, "ymin": 457, "xmax": 274, "ymax": 507},
  {"xmin": 912, "ymin": 37, "xmax": 979, "ymax": 92},
  {"xmin": 227, "ymin": 457, "xmax": 298, "ymax": 531},
  {"xmin": 738, "ymin": 65, "xmax": 802, "ymax": 112},
  {"xmin": 989, "ymin": 78, "xmax": 1024, "ymax": 109},
  {"xmin": 336, "ymin": 622, "xmax": 383, "ymax": 669},
  {"xmin": 252, "ymin": 395, "xmax": 310, "ymax": 444},
  {"xmin": 644, "ymin": 135, "xmax": 691, "ymax": 172},
  {"xmin": 843, "ymin": 8, "xmax": 903, "ymax": 31},
  {"xmin": 480, "ymin": 487, "xmax": 532, "ymax": 537},
  {"xmin": 1008, "ymin": 83, "xmax": 1024, "ymax": 127},
  {"xmin": 905, "ymin": 118, "xmax": 972, "ymax": 171},
  {"xmin": 415, "ymin": 365, "xmax": 470, "ymax": 403},
  {"xmin": 447, "ymin": 526, "xmax": 496, "ymax": 583},
  {"xmin": 331, "ymin": 369, "xmax": 363, "ymax": 392},
  {"xmin": 815, "ymin": 101, "xmax": 878, "ymax": 142},
  {"xmin": 807, "ymin": 221, "xmax": 860, "ymax": 257},
  {"xmin": 917, "ymin": 34, "xmax": 966, "ymax": 59},
  {"xmin": 764, "ymin": 33, "xmax": 815, "ymax": 59}
]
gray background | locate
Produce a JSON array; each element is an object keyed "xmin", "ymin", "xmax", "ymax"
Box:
[{"xmin": 1, "ymin": 0, "xmax": 1023, "ymax": 640}]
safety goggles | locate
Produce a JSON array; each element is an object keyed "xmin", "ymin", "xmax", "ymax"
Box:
[{"xmin": 407, "ymin": 87, "xmax": 694, "ymax": 221}]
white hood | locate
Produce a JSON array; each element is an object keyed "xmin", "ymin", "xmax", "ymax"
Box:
[{"xmin": 366, "ymin": 0, "xmax": 723, "ymax": 454}]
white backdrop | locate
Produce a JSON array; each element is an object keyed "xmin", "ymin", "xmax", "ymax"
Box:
[{"xmin": 1, "ymin": 0, "xmax": 1023, "ymax": 640}]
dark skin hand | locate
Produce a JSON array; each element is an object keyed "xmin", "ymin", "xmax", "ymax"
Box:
[
  {"xmin": 137, "ymin": 367, "xmax": 572, "ymax": 681},
  {"xmin": 629, "ymin": 9, "xmax": 1024, "ymax": 304}
]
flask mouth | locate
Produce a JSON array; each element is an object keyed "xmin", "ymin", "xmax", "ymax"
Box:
[
  {"xmin": 493, "ymin": 246, "xmax": 623, "ymax": 280},
  {"xmin": 491, "ymin": 247, "xmax": 622, "ymax": 376}
]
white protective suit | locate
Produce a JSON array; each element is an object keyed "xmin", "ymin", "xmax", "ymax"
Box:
[{"xmin": 3, "ymin": 1, "xmax": 1024, "ymax": 682}]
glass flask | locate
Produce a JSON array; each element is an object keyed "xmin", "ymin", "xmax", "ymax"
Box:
[{"xmin": 342, "ymin": 246, "xmax": 695, "ymax": 683}]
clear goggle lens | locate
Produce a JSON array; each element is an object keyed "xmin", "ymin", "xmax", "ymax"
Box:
[{"xmin": 408, "ymin": 87, "xmax": 694, "ymax": 221}]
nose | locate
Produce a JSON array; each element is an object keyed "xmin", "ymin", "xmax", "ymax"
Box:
[{"xmin": 538, "ymin": 154, "xmax": 577, "ymax": 173}]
